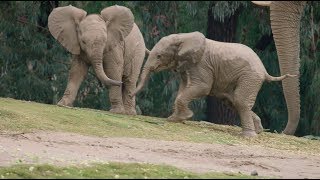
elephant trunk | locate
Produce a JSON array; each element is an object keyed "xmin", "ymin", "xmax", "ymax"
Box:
[
  {"xmin": 269, "ymin": 2, "xmax": 306, "ymax": 135},
  {"xmin": 90, "ymin": 48, "xmax": 122, "ymax": 87},
  {"xmin": 131, "ymin": 66, "xmax": 152, "ymax": 97}
]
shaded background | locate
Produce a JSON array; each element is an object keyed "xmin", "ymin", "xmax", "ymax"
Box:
[{"xmin": 0, "ymin": 1, "xmax": 320, "ymax": 136}]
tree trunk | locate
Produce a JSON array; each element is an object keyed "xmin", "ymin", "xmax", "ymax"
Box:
[
  {"xmin": 38, "ymin": 1, "xmax": 59, "ymax": 33},
  {"xmin": 37, "ymin": 1, "xmax": 59, "ymax": 104},
  {"xmin": 205, "ymin": 2, "xmax": 242, "ymax": 125}
]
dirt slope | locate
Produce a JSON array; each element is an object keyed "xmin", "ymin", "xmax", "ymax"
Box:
[{"xmin": 1, "ymin": 131, "xmax": 320, "ymax": 179}]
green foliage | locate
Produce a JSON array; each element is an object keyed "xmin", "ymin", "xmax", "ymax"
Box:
[
  {"xmin": 210, "ymin": 1, "xmax": 248, "ymax": 23},
  {"xmin": 0, "ymin": 1, "xmax": 67, "ymax": 104},
  {"xmin": 298, "ymin": 1, "xmax": 320, "ymax": 136}
]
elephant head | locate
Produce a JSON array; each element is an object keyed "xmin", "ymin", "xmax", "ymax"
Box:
[
  {"xmin": 252, "ymin": 1, "xmax": 306, "ymax": 135},
  {"xmin": 48, "ymin": 5, "xmax": 135, "ymax": 86},
  {"xmin": 132, "ymin": 32, "xmax": 206, "ymax": 96}
]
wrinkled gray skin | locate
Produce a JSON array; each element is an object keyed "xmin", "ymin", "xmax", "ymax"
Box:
[
  {"xmin": 48, "ymin": 5, "xmax": 147, "ymax": 115},
  {"xmin": 132, "ymin": 32, "xmax": 296, "ymax": 137},
  {"xmin": 252, "ymin": 1, "xmax": 306, "ymax": 135}
]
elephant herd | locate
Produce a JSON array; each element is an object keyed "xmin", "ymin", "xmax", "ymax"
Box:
[{"xmin": 48, "ymin": 1, "xmax": 306, "ymax": 137}]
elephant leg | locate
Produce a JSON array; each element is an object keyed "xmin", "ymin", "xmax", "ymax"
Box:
[
  {"xmin": 122, "ymin": 77, "xmax": 137, "ymax": 115},
  {"xmin": 122, "ymin": 48, "xmax": 145, "ymax": 115},
  {"xmin": 234, "ymin": 77, "xmax": 263, "ymax": 137},
  {"xmin": 171, "ymin": 72, "xmax": 187, "ymax": 113},
  {"xmin": 104, "ymin": 50, "xmax": 125, "ymax": 114},
  {"xmin": 252, "ymin": 112, "xmax": 263, "ymax": 134},
  {"xmin": 108, "ymin": 87, "xmax": 125, "ymax": 114},
  {"xmin": 58, "ymin": 56, "xmax": 88, "ymax": 107},
  {"xmin": 168, "ymin": 84, "xmax": 208, "ymax": 123}
]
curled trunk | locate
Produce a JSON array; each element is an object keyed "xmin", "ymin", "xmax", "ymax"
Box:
[
  {"xmin": 92, "ymin": 60, "xmax": 122, "ymax": 86},
  {"xmin": 269, "ymin": 1, "xmax": 305, "ymax": 135},
  {"xmin": 90, "ymin": 48, "xmax": 122, "ymax": 87}
]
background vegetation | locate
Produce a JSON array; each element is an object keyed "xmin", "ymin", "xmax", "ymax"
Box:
[{"xmin": 0, "ymin": 1, "xmax": 319, "ymax": 136}]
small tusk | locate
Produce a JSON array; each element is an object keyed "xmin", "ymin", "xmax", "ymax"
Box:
[{"xmin": 251, "ymin": 1, "xmax": 271, "ymax": 7}]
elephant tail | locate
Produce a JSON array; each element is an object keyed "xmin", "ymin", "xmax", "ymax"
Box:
[{"xmin": 265, "ymin": 73, "xmax": 297, "ymax": 82}]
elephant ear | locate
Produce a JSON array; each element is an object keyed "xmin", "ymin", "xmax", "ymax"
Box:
[
  {"xmin": 176, "ymin": 32, "xmax": 206, "ymax": 72},
  {"xmin": 100, "ymin": 5, "xmax": 134, "ymax": 49},
  {"xmin": 48, "ymin": 5, "xmax": 87, "ymax": 55}
]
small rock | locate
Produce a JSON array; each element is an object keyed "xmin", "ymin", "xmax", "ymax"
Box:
[
  {"xmin": 29, "ymin": 166, "xmax": 34, "ymax": 172},
  {"xmin": 251, "ymin": 170, "xmax": 258, "ymax": 176}
]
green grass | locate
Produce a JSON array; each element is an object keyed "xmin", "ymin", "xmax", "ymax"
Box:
[
  {"xmin": 1, "ymin": 97, "xmax": 320, "ymax": 156},
  {"xmin": 0, "ymin": 162, "xmax": 258, "ymax": 179}
]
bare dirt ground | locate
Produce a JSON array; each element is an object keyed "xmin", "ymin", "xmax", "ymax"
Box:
[{"xmin": 1, "ymin": 131, "xmax": 320, "ymax": 178}]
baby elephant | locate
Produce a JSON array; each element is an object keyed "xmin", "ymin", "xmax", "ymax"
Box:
[{"xmin": 132, "ymin": 32, "xmax": 295, "ymax": 137}]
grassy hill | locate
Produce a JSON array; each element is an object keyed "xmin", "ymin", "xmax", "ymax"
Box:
[
  {"xmin": 1, "ymin": 97, "xmax": 320, "ymax": 178},
  {"xmin": 1, "ymin": 97, "xmax": 319, "ymax": 155}
]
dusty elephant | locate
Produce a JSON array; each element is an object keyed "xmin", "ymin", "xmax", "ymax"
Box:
[
  {"xmin": 48, "ymin": 5, "xmax": 147, "ymax": 115},
  {"xmin": 252, "ymin": 1, "xmax": 307, "ymax": 135},
  {"xmin": 132, "ymin": 32, "xmax": 296, "ymax": 137}
]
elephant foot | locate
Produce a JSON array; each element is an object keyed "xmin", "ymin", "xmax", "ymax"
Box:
[
  {"xmin": 167, "ymin": 115, "xmax": 185, "ymax": 123},
  {"xmin": 167, "ymin": 110, "xmax": 193, "ymax": 123},
  {"xmin": 241, "ymin": 129, "xmax": 257, "ymax": 137},
  {"xmin": 254, "ymin": 124, "xmax": 264, "ymax": 134},
  {"xmin": 109, "ymin": 107, "xmax": 125, "ymax": 114},
  {"xmin": 125, "ymin": 108, "xmax": 137, "ymax": 115},
  {"xmin": 57, "ymin": 99, "xmax": 73, "ymax": 107},
  {"xmin": 252, "ymin": 113, "xmax": 263, "ymax": 134}
]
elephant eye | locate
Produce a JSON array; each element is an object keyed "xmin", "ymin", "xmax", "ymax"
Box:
[
  {"xmin": 82, "ymin": 40, "xmax": 86, "ymax": 45},
  {"xmin": 157, "ymin": 54, "xmax": 161, "ymax": 59}
]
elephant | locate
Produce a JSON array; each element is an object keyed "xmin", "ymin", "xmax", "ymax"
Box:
[
  {"xmin": 251, "ymin": 1, "xmax": 307, "ymax": 135},
  {"xmin": 48, "ymin": 5, "xmax": 147, "ymax": 115},
  {"xmin": 131, "ymin": 32, "xmax": 296, "ymax": 137}
]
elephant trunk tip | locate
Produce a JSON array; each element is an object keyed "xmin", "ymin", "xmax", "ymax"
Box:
[
  {"xmin": 99, "ymin": 75, "xmax": 123, "ymax": 87},
  {"xmin": 107, "ymin": 79, "xmax": 123, "ymax": 87},
  {"xmin": 91, "ymin": 59, "xmax": 123, "ymax": 87},
  {"xmin": 129, "ymin": 85, "xmax": 143, "ymax": 98}
]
